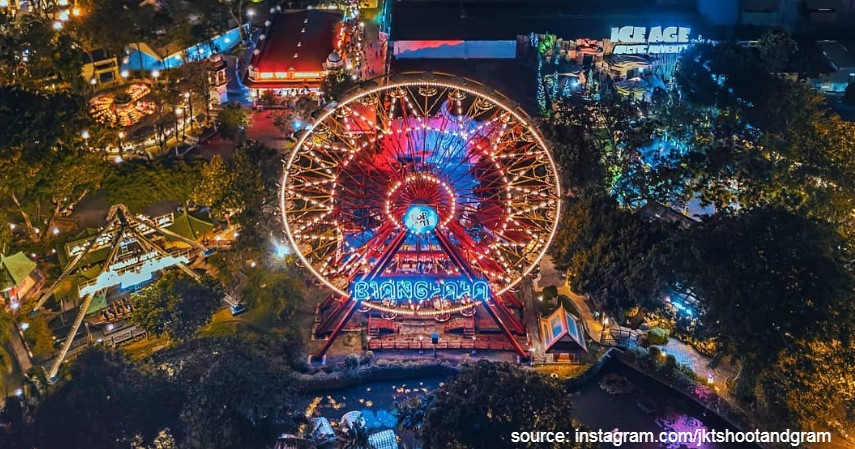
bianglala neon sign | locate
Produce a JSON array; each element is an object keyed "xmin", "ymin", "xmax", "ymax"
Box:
[
  {"xmin": 351, "ymin": 278, "xmax": 490, "ymax": 302},
  {"xmin": 610, "ymin": 26, "xmax": 692, "ymax": 55}
]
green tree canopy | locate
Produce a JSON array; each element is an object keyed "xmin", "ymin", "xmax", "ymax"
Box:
[
  {"xmin": 0, "ymin": 14, "xmax": 84, "ymax": 91},
  {"xmin": 129, "ymin": 271, "xmax": 223, "ymax": 341},
  {"xmin": 758, "ymin": 331, "xmax": 855, "ymax": 434},
  {"xmin": 421, "ymin": 361, "xmax": 595, "ymax": 449},
  {"xmin": 549, "ymin": 193, "xmax": 675, "ymax": 313},
  {"xmin": 216, "ymin": 103, "xmax": 249, "ymax": 141},
  {"xmin": 664, "ymin": 42, "xmax": 855, "ymax": 232},
  {"xmin": 673, "ymin": 207, "xmax": 854, "ymax": 362},
  {"xmin": 174, "ymin": 340, "xmax": 295, "ymax": 449},
  {"xmin": 103, "ymin": 158, "xmax": 203, "ymax": 212},
  {"xmin": 24, "ymin": 349, "xmax": 185, "ymax": 449}
]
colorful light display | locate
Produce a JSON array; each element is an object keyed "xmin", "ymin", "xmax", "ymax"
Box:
[{"xmin": 282, "ymin": 74, "xmax": 561, "ymax": 320}]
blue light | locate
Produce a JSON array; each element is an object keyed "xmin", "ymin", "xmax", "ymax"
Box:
[
  {"xmin": 403, "ymin": 205, "xmax": 439, "ymax": 234},
  {"xmin": 293, "ymin": 120, "xmax": 302, "ymax": 131}
]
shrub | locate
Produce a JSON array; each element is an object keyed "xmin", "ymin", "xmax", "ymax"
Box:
[
  {"xmin": 647, "ymin": 327, "xmax": 671, "ymax": 345},
  {"xmin": 648, "ymin": 345, "xmax": 662, "ymax": 361},
  {"xmin": 845, "ymin": 82, "xmax": 855, "ymax": 106},
  {"xmin": 663, "ymin": 354, "xmax": 677, "ymax": 370},
  {"xmin": 542, "ymin": 285, "xmax": 559, "ymax": 301},
  {"xmin": 344, "ymin": 354, "xmax": 360, "ymax": 371}
]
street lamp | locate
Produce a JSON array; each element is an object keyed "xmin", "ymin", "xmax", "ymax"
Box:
[
  {"xmin": 118, "ymin": 131, "xmax": 125, "ymax": 154},
  {"xmin": 81, "ymin": 129, "xmax": 90, "ymax": 140},
  {"xmin": 183, "ymin": 91, "xmax": 193, "ymax": 130},
  {"xmin": 120, "ymin": 69, "xmax": 129, "ymax": 80},
  {"xmin": 175, "ymin": 107, "xmax": 185, "ymax": 139}
]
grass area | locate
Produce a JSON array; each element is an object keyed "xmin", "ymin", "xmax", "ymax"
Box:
[
  {"xmin": 123, "ymin": 335, "xmax": 172, "ymax": 361},
  {"xmin": 200, "ymin": 301, "xmax": 284, "ymax": 339},
  {"xmin": 534, "ymin": 363, "xmax": 591, "ymax": 379}
]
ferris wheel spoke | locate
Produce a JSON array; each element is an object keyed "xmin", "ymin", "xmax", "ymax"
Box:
[{"xmin": 282, "ymin": 76, "xmax": 561, "ymax": 301}]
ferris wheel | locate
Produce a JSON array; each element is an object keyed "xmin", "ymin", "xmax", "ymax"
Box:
[{"xmin": 281, "ymin": 73, "xmax": 561, "ymax": 324}]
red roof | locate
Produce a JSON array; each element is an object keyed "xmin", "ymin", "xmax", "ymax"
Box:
[{"xmin": 250, "ymin": 10, "xmax": 342, "ymax": 75}]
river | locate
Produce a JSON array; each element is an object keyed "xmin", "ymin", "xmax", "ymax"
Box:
[{"xmin": 299, "ymin": 358, "xmax": 760, "ymax": 449}]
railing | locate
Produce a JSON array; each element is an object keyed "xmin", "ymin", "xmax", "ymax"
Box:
[
  {"xmin": 599, "ymin": 327, "xmax": 642, "ymax": 349},
  {"xmin": 77, "ymin": 247, "xmax": 195, "ymax": 296},
  {"xmin": 104, "ymin": 327, "xmax": 147, "ymax": 347}
]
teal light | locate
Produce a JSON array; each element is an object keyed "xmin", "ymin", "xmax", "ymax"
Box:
[{"xmin": 403, "ymin": 205, "xmax": 439, "ymax": 234}]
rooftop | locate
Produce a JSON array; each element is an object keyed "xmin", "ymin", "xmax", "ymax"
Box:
[
  {"xmin": 0, "ymin": 252, "xmax": 37, "ymax": 290},
  {"xmin": 249, "ymin": 10, "xmax": 342, "ymax": 74},
  {"xmin": 817, "ymin": 40, "xmax": 855, "ymax": 71},
  {"xmin": 390, "ymin": 0, "xmax": 712, "ymax": 41}
]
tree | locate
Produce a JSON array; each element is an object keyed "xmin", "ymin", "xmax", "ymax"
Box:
[
  {"xmin": 0, "ymin": 87, "xmax": 106, "ymax": 240},
  {"xmin": 0, "ymin": 15, "xmax": 85, "ymax": 91},
  {"xmin": 217, "ymin": 103, "xmax": 249, "ymax": 141},
  {"xmin": 191, "ymin": 154, "xmax": 232, "ymax": 215},
  {"xmin": 130, "ymin": 272, "xmax": 223, "ymax": 341},
  {"xmin": 673, "ymin": 207, "xmax": 854, "ymax": 363},
  {"xmin": 421, "ymin": 361, "xmax": 594, "ymax": 449},
  {"xmin": 758, "ymin": 331, "xmax": 855, "ymax": 433},
  {"xmin": 72, "ymin": 0, "xmax": 139, "ymax": 57},
  {"xmin": 844, "ymin": 82, "xmax": 855, "ymax": 106},
  {"xmin": 668, "ymin": 42, "xmax": 855, "ymax": 233},
  {"xmin": 191, "ymin": 142, "xmax": 278, "ymax": 220},
  {"xmin": 23, "ymin": 315, "xmax": 54, "ymax": 359},
  {"xmin": 542, "ymin": 102, "xmax": 604, "ymax": 193},
  {"xmin": 175, "ymin": 340, "xmax": 294, "ymax": 449},
  {"xmin": 549, "ymin": 193, "xmax": 675, "ymax": 313},
  {"xmin": 757, "ymin": 29, "xmax": 798, "ymax": 74},
  {"xmin": 103, "ymin": 159, "xmax": 203, "ymax": 212},
  {"xmin": 321, "ymin": 69, "xmax": 357, "ymax": 103},
  {"xmin": 23, "ymin": 349, "xmax": 185, "ymax": 449},
  {"xmin": 396, "ymin": 395, "xmax": 428, "ymax": 449}
]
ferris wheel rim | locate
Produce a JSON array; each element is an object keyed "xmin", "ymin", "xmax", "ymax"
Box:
[{"xmin": 280, "ymin": 73, "xmax": 562, "ymax": 299}]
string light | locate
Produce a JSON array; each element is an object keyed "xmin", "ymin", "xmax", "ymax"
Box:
[{"xmin": 280, "ymin": 76, "xmax": 563, "ymax": 305}]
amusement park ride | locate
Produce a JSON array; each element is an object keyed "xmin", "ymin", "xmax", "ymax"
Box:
[
  {"xmin": 281, "ymin": 73, "xmax": 561, "ymax": 359},
  {"xmin": 33, "ymin": 204, "xmax": 212, "ymax": 381}
]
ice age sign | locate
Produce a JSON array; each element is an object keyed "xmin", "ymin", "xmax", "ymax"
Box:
[
  {"xmin": 350, "ymin": 278, "xmax": 490, "ymax": 302},
  {"xmin": 610, "ymin": 26, "xmax": 692, "ymax": 55}
]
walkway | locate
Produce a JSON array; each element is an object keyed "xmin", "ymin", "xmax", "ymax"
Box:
[
  {"xmin": 357, "ymin": 20, "xmax": 387, "ymax": 81},
  {"xmin": 535, "ymin": 256, "xmax": 738, "ymax": 394}
]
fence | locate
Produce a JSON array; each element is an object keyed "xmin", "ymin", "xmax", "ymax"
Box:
[{"xmin": 599, "ymin": 327, "xmax": 642, "ymax": 349}]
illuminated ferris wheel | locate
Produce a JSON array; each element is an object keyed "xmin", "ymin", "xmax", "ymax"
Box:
[{"xmin": 281, "ymin": 73, "xmax": 561, "ymax": 321}]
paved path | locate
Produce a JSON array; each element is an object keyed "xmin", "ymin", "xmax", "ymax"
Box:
[
  {"xmin": 535, "ymin": 256, "xmax": 740, "ymax": 394},
  {"xmin": 358, "ymin": 21, "xmax": 387, "ymax": 81}
]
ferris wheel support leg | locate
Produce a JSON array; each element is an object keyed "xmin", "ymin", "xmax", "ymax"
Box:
[
  {"xmin": 48, "ymin": 229, "xmax": 124, "ymax": 382},
  {"xmin": 316, "ymin": 296, "xmax": 353, "ymax": 335},
  {"xmin": 483, "ymin": 296, "xmax": 528, "ymax": 359},
  {"xmin": 315, "ymin": 299, "xmax": 360, "ymax": 358}
]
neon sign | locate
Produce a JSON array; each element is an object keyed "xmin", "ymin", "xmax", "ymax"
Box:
[
  {"xmin": 610, "ymin": 26, "xmax": 691, "ymax": 55},
  {"xmin": 403, "ymin": 204, "xmax": 439, "ymax": 234},
  {"xmin": 351, "ymin": 278, "xmax": 490, "ymax": 302}
]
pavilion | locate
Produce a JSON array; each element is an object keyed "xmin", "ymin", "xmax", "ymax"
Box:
[
  {"xmin": 540, "ymin": 305, "xmax": 588, "ymax": 361},
  {"xmin": 245, "ymin": 9, "xmax": 344, "ymax": 98},
  {"xmin": 1, "ymin": 252, "xmax": 44, "ymax": 308}
]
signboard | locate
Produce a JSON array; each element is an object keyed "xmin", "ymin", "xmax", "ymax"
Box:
[
  {"xmin": 610, "ymin": 26, "xmax": 691, "ymax": 55},
  {"xmin": 404, "ymin": 205, "xmax": 439, "ymax": 234},
  {"xmin": 351, "ymin": 278, "xmax": 490, "ymax": 302}
]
